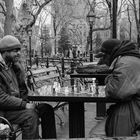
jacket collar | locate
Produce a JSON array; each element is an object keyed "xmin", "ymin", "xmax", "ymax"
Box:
[{"xmin": 0, "ymin": 53, "xmax": 9, "ymax": 69}]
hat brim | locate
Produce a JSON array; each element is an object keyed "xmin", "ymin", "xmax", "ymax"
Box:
[{"xmin": 95, "ymin": 52, "xmax": 105, "ymax": 58}]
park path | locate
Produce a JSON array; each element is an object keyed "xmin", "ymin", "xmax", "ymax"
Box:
[
  {"xmin": 55, "ymin": 103, "xmax": 105, "ymax": 138},
  {"xmin": 16, "ymin": 102, "xmax": 106, "ymax": 139}
]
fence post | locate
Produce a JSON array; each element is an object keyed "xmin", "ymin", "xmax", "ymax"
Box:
[
  {"xmin": 70, "ymin": 60, "xmax": 74, "ymax": 74},
  {"xmin": 46, "ymin": 57, "xmax": 49, "ymax": 68},
  {"xmin": 61, "ymin": 57, "xmax": 65, "ymax": 77}
]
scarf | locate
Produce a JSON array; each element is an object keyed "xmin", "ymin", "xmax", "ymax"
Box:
[{"xmin": 109, "ymin": 40, "xmax": 140, "ymax": 65}]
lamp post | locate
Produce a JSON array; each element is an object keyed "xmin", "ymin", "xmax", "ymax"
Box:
[
  {"xmin": 112, "ymin": 0, "xmax": 117, "ymax": 38},
  {"xmin": 27, "ymin": 27, "xmax": 32, "ymax": 67},
  {"xmin": 87, "ymin": 9, "xmax": 95, "ymax": 62}
]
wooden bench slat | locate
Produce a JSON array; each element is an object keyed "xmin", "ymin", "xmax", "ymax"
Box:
[
  {"xmin": 34, "ymin": 73, "xmax": 60, "ymax": 82},
  {"xmin": 28, "ymin": 66, "xmax": 61, "ymax": 89},
  {"xmin": 32, "ymin": 67, "xmax": 57, "ymax": 75}
]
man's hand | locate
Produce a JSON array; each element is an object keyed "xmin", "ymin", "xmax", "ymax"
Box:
[{"xmin": 25, "ymin": 103, "xmax": 36, "ymax": 109}]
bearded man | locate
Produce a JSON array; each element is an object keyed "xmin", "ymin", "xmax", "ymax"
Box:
[{"xmin": 0, "ymin": 35, "xmax": 56, "ymax": 139}]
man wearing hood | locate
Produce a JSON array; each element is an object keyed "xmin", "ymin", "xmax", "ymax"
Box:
[
  {"xmin": 0, "ymin": 35, "xmax": 56, "ymax": 139},
  {"xmin": 95, "ymin": 39, "xmax": 140, "ymax": 136}
]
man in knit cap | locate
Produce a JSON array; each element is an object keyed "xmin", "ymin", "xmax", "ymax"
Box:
[
  {"xmin": 95, "ymin": 39, "xmax": 140, "ymax": 136},
  {"xmin": 0, "ymin": 35, "xmax": 56, "ymax": 139}
]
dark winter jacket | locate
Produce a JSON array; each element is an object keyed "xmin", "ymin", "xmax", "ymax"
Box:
[
  {"xmin": 0, "ymin": 54, "xmax": 28, "ymax": 111},
  {"xmin": 105, "ymin": 41, "xmax": 140, "ymax": 136}
]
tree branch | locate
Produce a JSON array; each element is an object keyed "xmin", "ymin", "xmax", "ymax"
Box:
[
  {"xmin": 24, "ymin": 0, "xmax": 52, "ymax": 30},
  {"xmin": 34, "ymin": 0, "xmax": 52, "ymax": 21},
  {"xmin": 0, "ymin": 2, "xmax": 6, "ymax": 16},
  {"xmin": 34, "ymin": 0, "xmax": 40, "ymax": 6},
  {"xmin": 25, "ymin": 12, "xmax": 36, "ymax": 31},
  {"xmin": 92, "ymin": 26, "xmax": 111, "ymax": 32}
]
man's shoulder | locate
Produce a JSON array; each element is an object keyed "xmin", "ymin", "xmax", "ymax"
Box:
[{"xmin": 119, "ymin": 55, "xmax": 140, "ymax": 63}]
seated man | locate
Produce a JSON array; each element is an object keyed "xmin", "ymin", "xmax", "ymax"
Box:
[
  {"xmin": 95, "ymin": 39, "xmax": 140, "ymax": 137},
  {"xmin": 0, "ymin": 35, "xmax": 56, "ymax": 139}
]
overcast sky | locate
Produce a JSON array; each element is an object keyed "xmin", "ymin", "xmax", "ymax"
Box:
[{"xmin": 14, "ymin": 0, "xmax": 22, "ymax": 8}]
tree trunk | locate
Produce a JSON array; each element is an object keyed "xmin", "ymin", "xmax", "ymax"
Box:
[
  {"xmin": 132, "ymin": 0, "xmax": 140, "ymax": 45},
  {"xmin": 4, "ymin": 0, "xmax": 14, "ymax": 35},
  {"xmin": 106, "ymin": 0, "xmax": 118, "ymax": 38},
  {"xmin": 127, "ymin": 6, "xmax": 132, "ymax": 40},
  {"xmin": 106, "ymin": 0, "xmax": 112, "ymax": 37},
  {"xmin": 112, "ymin": 0, "xmax": 118, "ymax": 38},
  {"xmin": 53, "ymin": 17, "xmax": 57, "ymax": 54}
]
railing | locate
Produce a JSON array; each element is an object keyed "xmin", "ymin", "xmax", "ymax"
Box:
[{"xmin": 26, "ymin": 57, "xmax": 89, "ymax": 77}]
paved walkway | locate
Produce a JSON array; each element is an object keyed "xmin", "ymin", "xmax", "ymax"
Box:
[
  {"xmin": 55, "ymin": 103, "xmax": 106, "ymax": 138},
  {"xmin": 17, "ymin": 103, "xmax": 139, "ymax": 140},
  {"xmin": 17, "ymin": 103, "xmax": 105, "ymax": 140}
]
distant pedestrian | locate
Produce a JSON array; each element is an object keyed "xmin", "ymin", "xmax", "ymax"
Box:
[
  {"xmin": 69, "ymin": 49, "xmax": 73, "ymax": 58},
  {"xmin": 35, "ymin": 54, "xmax": 39, "ymax": 67},
  {"xmin": 72, "ymin": 49, "xmax": 77, "ymax": 58},
  {"xmin": 83, "ymin": 52, "xmax": 85, "ymax": 57}
]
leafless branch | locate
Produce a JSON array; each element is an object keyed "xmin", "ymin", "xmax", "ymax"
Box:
[
  {"xmin": 117, "ymin": 0, "xmax": 127, "ymax": 16},
  {"xmin": 92, "ymin": 26, "xmax": 111, "ymax": 32},
  {"xmin": 34, "ymin": 0, "xmax": 40, "ymax": 6},
  {"xmin": 0, "ymin": 2, "xmax": 6, "ymax": 16},
  {"xmin": 34, "ymin": 0, "xmax": 52, "ymax": 21},
  {"xmin": 24, "ymin": 0, "xmax": 52, "ymax": 31},
  {"xmin": 127, "ymin": 0, "xmax": 134, "ymax": 7},
  {"xmin": 127, "ymin": 5, "xmax": 132, "ymax": 40}
]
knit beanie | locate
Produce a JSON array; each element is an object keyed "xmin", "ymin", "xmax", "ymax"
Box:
[
  {"xmin": 0, "ymin": 35, "xmax": 21, "ymax": 52},
  {"xmin": 95, "ymin": 39, "xmax": 121, "ymax": 58}
]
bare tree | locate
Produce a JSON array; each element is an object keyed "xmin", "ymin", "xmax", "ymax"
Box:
[
  {"xmin": 0, "ymin": 0, "xmax": 15, "ymax": 35},
  {"xmin": 17, "ymin": 0, "xmax": 53, "ymax": 33},
  {"xmin": 0, "ymin": 0, "xmax": 52, "ymax": 35},
  {"xmin": 50, "ymin": 0, "xmax": 74, "ymax": 54},
  {"xmin": 127, "ymin": 5, "xmax": 132, "ymax": 40},
  {"xmin": 130, "ymin": 0, "xmax": 140, "ymax": 45}
]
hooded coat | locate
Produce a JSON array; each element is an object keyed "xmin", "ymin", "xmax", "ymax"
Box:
[{"xmin": 105, "ymin": 40, "xmax": 140, "ymax": 136}]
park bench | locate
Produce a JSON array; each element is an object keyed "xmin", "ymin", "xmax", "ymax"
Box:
[
  {"xmin": 27, "ymin": 66, "xmax": 68, "ymax": 126},
  {"xmin": 32, "ymin": 67, "xmax": 59, "ymax": 79},
  {"xmin": 27, "ymin": 66, "xmax": 61, "ymax": 89},
  {"xmin": 31, "ymin": 66, "xmax": 59, "ymax": 77}
]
